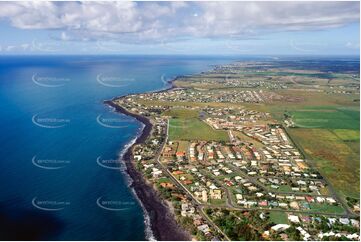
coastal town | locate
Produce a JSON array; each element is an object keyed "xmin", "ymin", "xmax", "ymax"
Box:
[
  {"xmin": 1, "ymin": 1, "xmax": 359, "ymax": 241},
  {"xmin": 109, "ymin": 61, "xmax": 360, "ymax": 241}
]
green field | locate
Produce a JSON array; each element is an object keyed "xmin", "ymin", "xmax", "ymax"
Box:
[
  {"xmin": 177, "ymin": 141, "xmax": 189, "ymax": 152},
  {"xmin": 289, "ymin": 128, "xmax": 360, "ymax": 199},
  {"xmin": 166, "ymin": 108, "xmax": 229, "ymax": 141},
  {"xmin": 284, "ymin": 103, "xmax": 360, "ymax": 200},
  {"xmin": 332, "ymin": 129, "xmax": 360, "ymax": 141},
  {"xmin": 157, "ymin": 177, "xmax": 172, "ymax": 183},
  {"xmin": 290, "ymin": 106, "xmax": 359, "ymax": 129},
  {"xmin": 285, "ymin": 105, "xmax": 359, "ymax": 200},
  {"xmin": 268, "ymin": 211, "xmax": 288, "ymax": 224},
  {"xmin": 309, "ymin": 203, "xmax": 345, "ymax": 214},
  {"xmin": 278, "ymin": 185, "xmax": 293, "ymax": 192},
  {"xmin": 163, "ymin": 108, "xmax": 200, "ymax": 119}
]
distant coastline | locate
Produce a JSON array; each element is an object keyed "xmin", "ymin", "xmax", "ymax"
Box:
[{"xmin": 104, "ymin": 77, "xmax": 191, "ymax": 241}]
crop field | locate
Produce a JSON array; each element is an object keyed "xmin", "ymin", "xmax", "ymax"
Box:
[{"xmin": 290, "ymin": 106, "xmax": 359, "ymax": 129}]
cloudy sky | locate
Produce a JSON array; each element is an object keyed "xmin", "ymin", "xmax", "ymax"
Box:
[{"xmin": 0, "ymin": 1, "xmax": 359, "ymax": 55}]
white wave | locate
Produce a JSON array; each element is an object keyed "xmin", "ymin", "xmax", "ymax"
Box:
[
  {"xmin": 121, "ymin": 166, "xmax": 134, "ymax": 187},
  {"xmin": 118, "ymin": 136, "xmax": 136, "ymax": 158},
  {"xmin": 143, "ymin": 202, "xmax": 157, "ymax": 241},
  {"xmin": 117, "ymin": 136, "xmax": 137, "ymax": 187},
  {"xmin": 130, "ymin": 187, "xmax": 156, "ymax": 241}
]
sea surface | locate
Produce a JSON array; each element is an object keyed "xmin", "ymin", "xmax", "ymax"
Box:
[{"xmin": 0, "ymin": 55, "xmax": 242, "ymax": 240}]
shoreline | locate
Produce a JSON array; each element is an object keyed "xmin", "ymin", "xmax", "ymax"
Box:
[{"xmin": 104, "ymin": 80, "xmax": 191, "ymax": 241}]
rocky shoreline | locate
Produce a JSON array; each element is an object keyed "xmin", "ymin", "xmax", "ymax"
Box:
[{"xmin": 104, "ymin": 96, "xmax": 191, "ymax": 241}]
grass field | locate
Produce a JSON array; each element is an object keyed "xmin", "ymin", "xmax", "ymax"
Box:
[
  {"xmin": 157, "ymin": 177, "xmax": 172, "ymax": 183},
  {"xmin": 290, "ymin": 106, "xmax": 359, "ymax": 129},
  {"xmin": 234, "ymin": 131, "xmax": 264, "ymax": 148},
  {"xmin": 278, "ymin": 184, "xmax": 293, "ymax": 192},
  {"xmin": 177, "ymin": 141, "xmax": 189, "ymax": 153},
  {"xmin": 289, "ymin": 128, "xmax": 360, "ymax": 199},
  {"xmin": 309, "ymin": 203, "xmax": 345, "ymax": 214},
  {"xmin": 268, "ymin": 211, "xmax": 288, "ymax": 224},
  {"xmin": 166, "ymin": 108, "xmax": 229, "ymax": 141},
  {"xmin": 332, "ymin": 129, "xmax": 360, "ymax": 141}
]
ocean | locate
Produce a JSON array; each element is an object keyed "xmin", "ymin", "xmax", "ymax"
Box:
[{"xmin": 0, "ymin": 55, "xmax": 240, "ymax": 240}]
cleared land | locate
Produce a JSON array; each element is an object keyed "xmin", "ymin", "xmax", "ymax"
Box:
[{"xmin": 165, "ymin": 108, "xmax": 229, "ymax": 141}]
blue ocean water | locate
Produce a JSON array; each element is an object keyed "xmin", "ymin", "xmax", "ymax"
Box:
[{"xmin": 0, "ymin": 55, "xmax": 241, "ymax": 240}]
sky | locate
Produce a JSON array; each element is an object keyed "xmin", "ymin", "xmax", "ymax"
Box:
[{"xmin": 0, "ymin": 1, "xmax": 359, "ymax": 56}]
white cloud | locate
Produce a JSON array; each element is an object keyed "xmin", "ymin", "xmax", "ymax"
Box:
[{"xmin": 0, "ymin": 1, "xmax": 358, "ymax": 43}]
